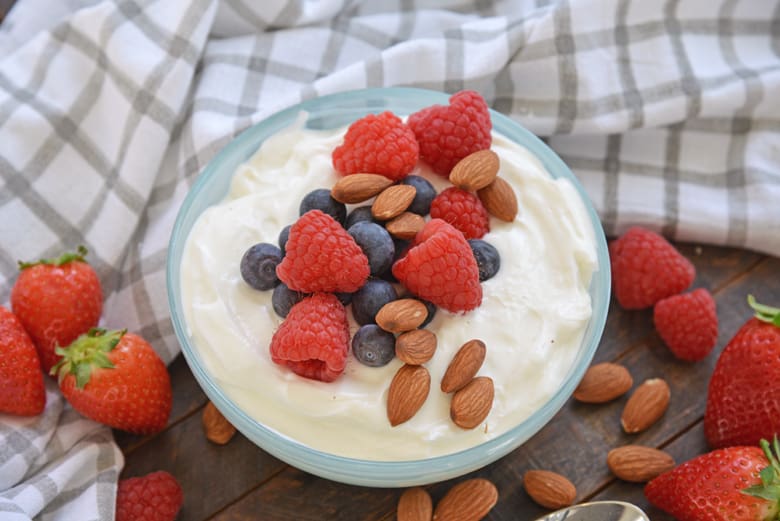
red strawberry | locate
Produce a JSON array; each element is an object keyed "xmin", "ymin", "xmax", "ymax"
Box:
[
  {"xmin": 53, "ymin": 328, "xmax": 172, "ymax": 434},
  {"xmin": 430, "ymin": 186, "xmax": 490, "ymax": 239},
  {"xmin": 608, "ymin": 227, "xmax": 695, "ymax": 309},
  {"xmin": 653, "ymin": 288, "xmax": 718, "ymax": 361},
  {"xmin": 276, "ymin": 210, "xmax": 370, "ymax": 293},
  {"xmin": 0, "ymin": 306, "xmax": 46, "ymax": 416},
  {"xmin": 11, "ymin": 246, "xmax": 103, "ymax": 373},
  {"xmin": 116, "ymin": 470, "xmax": 183, "ymax": 521},
  {"xmin": 332, "ymin": 111, "xmax": 419, "ymax": 180},
  {"xmin": 407, "ymin": 90, "xmax": 492, "ymax": 177},
  {"xmin": 270, "ymin": 293, "xmax": 350, "ymax": 382},
  {"xmin": 645, "ymin": 438, "xmax": 780, "ymax": 521},
  {"xmin": 704, "ymin": 296, "xmax": 780, "ymax": 449},
  {"xmin": 392, "ymin": 219, "xmax": 482, "ymax": 313}
]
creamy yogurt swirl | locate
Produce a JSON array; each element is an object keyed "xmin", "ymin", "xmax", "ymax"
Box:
[{"xmin": 180, "ymin": 117, "xmax": 598, "ymax": 460}]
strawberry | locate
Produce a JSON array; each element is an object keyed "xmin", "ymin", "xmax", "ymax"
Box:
[
  {"xmin": 11, "ymin": 246, "xmax": 103, "ymax": 373},
  {"xmin": 116, "ymin": 470, "xmax": 183, "ymax": 521},
  {"xmin": 52, "ymin": 328, "xmax": 171, "ymax": 434},
  {"xmin": 645, "ymin": 438, "xmax": 780, "ymax": 520},
  {"xmin": 0, "ymin": 306, "xmax": 46, "ymax": 416},
  {"xmin": 704, "ymin": 296, "xmax": 780, "ymax": 449}
]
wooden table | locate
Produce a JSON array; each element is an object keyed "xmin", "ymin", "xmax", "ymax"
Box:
[
  {"xmin": 3, "ymin": 4, "xmax": 778, "ymax": 519},
  {"xmin": 112, "ymin": 244, "xmax": 775, "ymax": 520}
]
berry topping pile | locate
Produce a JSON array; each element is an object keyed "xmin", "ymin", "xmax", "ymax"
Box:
[{"xmin": 240, "ymin": 90, "xmax": 516, "ymax": 416}]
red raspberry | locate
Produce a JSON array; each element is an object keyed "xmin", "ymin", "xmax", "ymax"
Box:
[
  {"xmin": 430, "ymin": 187, "xmax": 490, "ymax": 239},
  {"xmin": 116, "ymin": 470, "xmax": 183, "ymax": 521},
  {"xmin": 270, "ymin": 293, "xmax": 350, "ymax": 382},
  {"xmin": 276, "ymin": 209, "xmax": 370, "ymax": 293},
  {"xmin": 654, "ymin": 288, "xmax": 718, "ymax": 361},
  {"xmin": 11, "ymin": 246, "xmax": 103, "ymax": 373},
  {"xmin": 407, "ymin": 90, "xmax": 492, "ymax": 177},
  {"xmin": 608, "ymin": 227, "xmax": 695, "ymax": 310},
  {"xmin": 332, "ymin": 111, "xmax": 418, "ymax": 181},
  {"xmin": 392, "ymin": 219, "xmax": 482, "ymax": 313}
]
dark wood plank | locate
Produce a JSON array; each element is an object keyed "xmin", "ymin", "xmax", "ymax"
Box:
[{"xmin": 120, "ymin": 404, "xmax": 288, "ymax": 520}]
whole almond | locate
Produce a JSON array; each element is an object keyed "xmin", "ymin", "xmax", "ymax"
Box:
[
  {"xmin": 387, "ymin": 364, "xmax": 431, "ymax": 426},
  {"xmin": 523, "ymin": 470, "xmax": 576, "ymax": 510},
  {"xmin": 573, "ymin": 362, "xmax": 633, "ymax": 403},
  {"xmin": 450, "ymin": 149, "xmax": 500, "ymax": 191},
  {"xmin": 372, "ymin": 184, "xmax": 416, "ymax": 220},
  {"xmin": 386, "ymin": 212, "xmax": 426, "ymax": 240},
  {"xmin": 331, "ymin": 173, "xmax": 393, "ymax": 204},
  {"xmin": 396, "ymin": 329, "xmax": 437, "ymax": 365},
  {"xmin": 441, "ymin": 339, "xmax": 486, "ymax": 393},
  {"xmin": 376, "ymin": 298, "xmax": 429, "ymax": 334},
  {"xmin": 607, "ymin": 445, "xmax": 675, "ymax": 482},
  {"xmin": 621, "ymin": 378, "xmax": 671, "ymax": 433},
  {"xmin": 202, "ymin": 401, "xmax": 236, "ymax": 445},
  {"xmin": 433, "ymin": 478, "xmax": 498, "ymax": 521},
  {"xmin": 477, "ymin": 177, "xmax": 518, "ymax": 222},
  {"xmin": 398, "ymin": 487, "xmax": 433, "ymax": 521},
  {"xmin": 450, "ymin": 377, "xmax": 494, "ymax": 429}
]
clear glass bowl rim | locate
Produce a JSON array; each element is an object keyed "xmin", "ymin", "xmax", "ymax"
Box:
[{"xmin": 166, "ymin": 86, "xmax": 611, "ymax": 487}]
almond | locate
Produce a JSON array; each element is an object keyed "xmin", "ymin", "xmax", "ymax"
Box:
[
  {"xmin": 450, "ymin": 376, "xmax": 494, "ymax": 429},
  {"xmin": 573, "ymin": 362, "xmax": 633, "ymax": 403},
  {"xmin": 621, "ymin": 378, "xmax": 670, "ymax": 433},
  {"xmin": 372, "ymin": 184, "xmax": 416, "ymax": 220},
  {"xmin": 387, "ymin": 364, "xmax": 430, "ymax": 426},
  {"xmin": 433, "ymin": 478, "xmax": 498, "ymax": 521},
  {"xmin": 441, "ymin": 339, "xmax": 486, "ymax": 393},
  {"xmin": 376, "ymin": 298, "xmax": 429, "ymax": 334},
  {"xmin": 331, "ymin": 173, "xmax": 393, "ymax": 204},
  {"xmin": 202, "ymin": 401, "xmax": 236, "ymax": 445},
  {"xmin": 398, "ymin": 487, "xmax": 433, "ymax": 521},
  {"xmin": 522, "ymin": 470, "xmax": 576, "ymax": 510},
  {"xmin": 450, "ymin": 149, "xmax": 500, "ymax": 191},
  {"xmin": 386, "ymin": 211, "xmax": 425, "ymax": 240},
  {"xmin": 477, "ymin": 177, "xmax": 518, "ymax": 222},
  {"xmin": 607, "ymin": 445, "xmax": 675, "ymax": 482},
  {"xmin": 396, "ymin": 329, "xmax": 437, "ymax": 365}
]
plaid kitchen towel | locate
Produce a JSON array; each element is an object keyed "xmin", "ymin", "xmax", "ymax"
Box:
[{"xmin": 0, "ymin": 0, "xmax": 778, "ymax": 518}]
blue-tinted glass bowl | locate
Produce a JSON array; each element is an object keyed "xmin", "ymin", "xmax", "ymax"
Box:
[{"xmin": 167, "ymin": 87, "xmax": 610, "ymax": 487}]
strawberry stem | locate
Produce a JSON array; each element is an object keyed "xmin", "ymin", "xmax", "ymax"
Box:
[
  {"xmin": 748, "ymin": 295, "xmax": 780, "ymax": 328},
  {"xmin": 51, "ymin": 328, "xmax": 125, "ymax": 389},
  {"xmin": 743, "ymin": 436, "xmax": 780, "ymax": 506},
  {"xmin": 18, "ymin": 245, "xmax": 89, "ymax": 270}
]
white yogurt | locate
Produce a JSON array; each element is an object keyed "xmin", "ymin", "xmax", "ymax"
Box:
[{"xmin": 180, "ymin": 116, "xmax": 598, "ymax": 460}]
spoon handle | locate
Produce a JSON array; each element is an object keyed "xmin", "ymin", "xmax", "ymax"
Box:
[{"xmin": 534, "ymin": 500, "xmax": 649, "ymax": 521}]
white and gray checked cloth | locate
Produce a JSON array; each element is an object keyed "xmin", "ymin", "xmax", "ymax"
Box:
[{"xmin": 0, "ymin": 0, "xmax": 778, "ymax": 519}]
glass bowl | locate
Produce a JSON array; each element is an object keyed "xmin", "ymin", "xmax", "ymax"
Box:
[{"xmin": 166, "ymin": 87, "xmax": 610, "ymax": 487}]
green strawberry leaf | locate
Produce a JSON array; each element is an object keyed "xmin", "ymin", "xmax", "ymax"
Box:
[
  {"xmin": 18, "ymin": 245, "xmax": 88, "ymax": 270},
  {"xmin": 748, "ymin": 295, "xmax": 780, "ymax": 327},
  {"xmin": 51, "ymin": 328, "xmax": 124, "ymax": 389},
  {"xmin": 743, "ymin": 436, "xmax": 780, "ymax": 506}
]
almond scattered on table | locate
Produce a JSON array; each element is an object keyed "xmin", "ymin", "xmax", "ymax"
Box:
[
  {"xmin": 450, "ymin": 376, "xmax": 494, "ymax": 430},
  {"xmin": 396, "ymin": 329, "xmax": 437, "ymax": 365},
  {"xmin": 376, "ymin": 298, "xmax": 429, "ymax": 334},
  {"xmin": 621, "ymin": 378, "xmax": 670, "ymax": 433},
  {"xmin": 523, "ymin": 469, "xmax": 577, "ymax": 510},
  {"xmin": 372, "ymin": 184, "xmax": 417, "ymax": 220},
  {"xmin": 449, "ymin": 149, "xmax": 500, "ymax": 191},
  {"xmin": 397, "ymin": 487, "xmax": 433, "ymax": 521},
  {"xmin": 202, "ymin": 400, "xmax": 236, "ymax": 445},
  {"xmin": 432, "ymin": 478, "xmax": 498, "ymax": 521},
  {"xmin": 441, "ymin": 339, "xmax": 486, "ymax": 393},
  {"xmin": 573, "ymin": 362, "xmax": 633, "ymax": 403},
  {"xmin": 387, "ymin": 364, "xmax": 431, "ymax": 426},
  {"xmin": 607, "ymin": 445, "xmax": 675, "ymax": 482},
  {"xmin": 330, "ymin": 173, "xmax": 394, "ymax": 204}
]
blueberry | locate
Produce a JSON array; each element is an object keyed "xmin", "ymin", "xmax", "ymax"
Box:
[
  {"xmin": 348, "ymin": 221, "xmax": 395, "ymax": 276},
  {"xmin": 401, "ymin": 175, "xmax": 436, "ymax": 216},
  {"xmin": 271, "ymin": 283, "xmax": 307, "ymax": 318},
  {"xmin": 351, "ymin": 324, "xmax": 396, "ymax": 367},
  {"xmin": 345, "ymin": 206, "xmax": 377, "ymax": 229},
  {"xmin": 468, "ymin": 239, "xmax": 501, "ymax": 281},
  {"xmin": 351, "ymin": 279, "xmax": 397, "ymax": 325},
  {"xmin": 278, "ymin": 225, "xmax": 291, "ymax": 255},
  {"xmin": 420, "ymin": 299, "xmax": 437, "ymax": 328},
  {"xmin": 240, "ymin": 243, "xmax": 283, "ymax": 290},
  {"xmin": 335, "ymin": 292, "xmax": 353, "ymax": 306},
  {"xmin": 380, "ymin": 238, "xmax": 410, "ymax": 282},
  {"xmin": 300, "ymin": 188, "xmax": 347, "ymax": 225}
]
